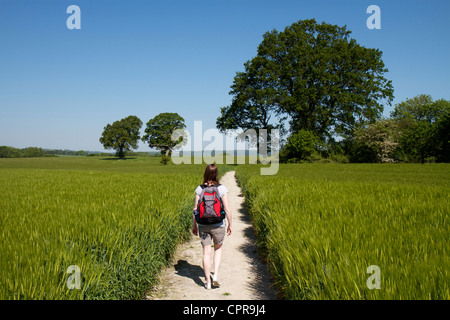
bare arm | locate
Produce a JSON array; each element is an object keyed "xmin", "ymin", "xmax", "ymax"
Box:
[
  {"xmin": 192, "ymin": 194, "xmax": 200, "ymax": 235},
  {"xmin": 193, "ymin": 194, "xmax": 200, "ymax": 211},
  {"xmin": 222, "ymin": 193, "xmax": 232, "ymax": 235}
]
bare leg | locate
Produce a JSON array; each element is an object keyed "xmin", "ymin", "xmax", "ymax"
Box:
[
  {"xmin": 213, "ymin": 244, "xmax": 222, "ymax": 281},
  {"xmin": 202, "ymin": 244, "xmax": 212, "ymax": 286}
]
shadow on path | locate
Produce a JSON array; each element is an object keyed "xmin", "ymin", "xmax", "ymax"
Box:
[{"xmin": 174, "ymin": 260, "xmax": 204, "ymax": 287}]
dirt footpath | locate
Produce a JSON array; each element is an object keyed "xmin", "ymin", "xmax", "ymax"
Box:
[{"xmin": 147, "ymin": 171, "xmax": 277, "ymax": 300}]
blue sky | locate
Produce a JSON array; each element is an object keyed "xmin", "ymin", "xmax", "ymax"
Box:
[{"xmin": 1, "ymin": 0, "xmax": 449, "ymax": 152}]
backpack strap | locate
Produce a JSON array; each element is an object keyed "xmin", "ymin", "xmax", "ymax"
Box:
[
  {"xmin": 212, "ymin": 185, "xmax": 221, "ymax": 199},
  {"xmin": 198, "ymin": 184, "xmax": 222, "ymax": 201},
  {"xmin": 211, "ymin": 185, "xmax": 224, "ymax": 210},
  {"xmin": 198, "ymin": 186, "xmax": 207, "ymax": 202}
]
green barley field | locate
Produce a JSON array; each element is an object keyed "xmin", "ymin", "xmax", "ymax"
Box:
[
  {"xmin": 0, "ymin": 157, "xmax": 232, "ymax": 299},
  {"xmin": 236, "ymin": 163, "xmax": 449, "ymax": 299},
  {"xmin": 1, "ymin": 157, "xmax": 449, "ymax": 299}
]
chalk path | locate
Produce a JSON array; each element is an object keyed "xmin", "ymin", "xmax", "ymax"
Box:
[{"xmin": 146, "ymin": 171, "xmax": 277, "ymax": 300}]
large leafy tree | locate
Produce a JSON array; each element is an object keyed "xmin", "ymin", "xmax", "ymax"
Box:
[
  {"xmin": 219, "ymin": 19, "xmax": 394, "ymax": 144},
  {"xmin": 99, "ymin": 115, "xmax": 142, "ymax": 159},
  {"xmin": 217, "ymin": 57, "xmax": 285, "ymax": 133},
  {"xmin": 216, "ymin": 56, "xmax": 286, "ymax": 150},
  {"xmin": 142, "ymin": 113, "xmax": 186, "ymax": 164}
]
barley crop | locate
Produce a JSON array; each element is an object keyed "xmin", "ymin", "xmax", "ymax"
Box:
[{"xmin": 237, "ymin": 163, "xmax": 449, "ymax": 299}]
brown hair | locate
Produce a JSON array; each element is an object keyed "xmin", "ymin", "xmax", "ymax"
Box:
[{"xmin": 202, "ymin": 164, "xmax": 218, "ymax": 187}]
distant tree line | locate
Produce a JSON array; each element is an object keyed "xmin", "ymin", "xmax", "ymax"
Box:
[
  {"xmin": 0, "ymin": 146, "xmax": 53, "ymax": 158},
  {"xmin": 45, "ymin": 149, "xmax": 90, "ymax": 156},
  {"xmin": 0, "ymin": 146, "xmax": 161, "ymax": 159},
  {"xmin": 0, "ymin": 147, "xmax": 99, "ymax": 158}
]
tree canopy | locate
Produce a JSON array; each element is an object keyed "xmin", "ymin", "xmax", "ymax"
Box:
[
  {"xmin": 217, "ymin": 19, "xmax": 394, "ymax": 144},
  {"xmin": 390, "ymin": 94, "xmax": 450, "ymax": 163},
  {"xmin": 141, "ymin": 113, "xmax": 186, "ymax": 164},
  {"xmin": 99, "ymin": 115, "xmax": 142, "ymax": 159},
  {"xmin": 216, "ymin": 57, "xmax": 285, "ymax": 133}
]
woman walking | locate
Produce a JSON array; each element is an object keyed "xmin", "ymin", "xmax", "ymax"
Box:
[{"xmin": 192, "ymin": 164, "xmax": 232, "ymax": 290}]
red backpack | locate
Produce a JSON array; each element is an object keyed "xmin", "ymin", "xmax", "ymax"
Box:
[{"xmin": 196, "ymin": 184, "xmax": 225, "ymax": 224}]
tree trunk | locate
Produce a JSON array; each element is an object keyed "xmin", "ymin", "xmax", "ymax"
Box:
[
  {"xmin": 117, "ymin": 145, "xmax": 125, "ymax": 159},
  {"xmin": 160, "ymin": 148, "xmax": 171, "ymax": 165}
]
